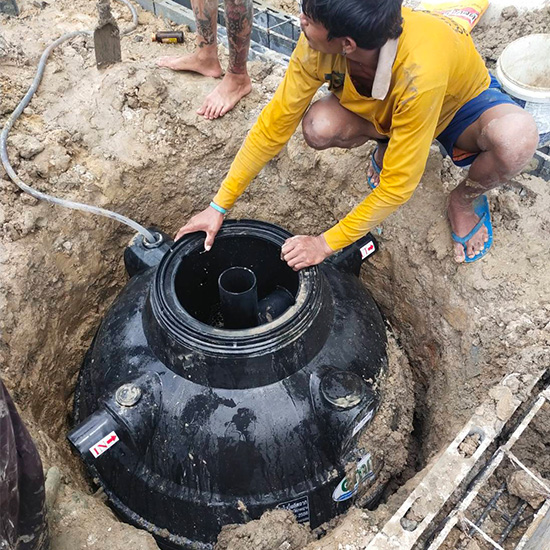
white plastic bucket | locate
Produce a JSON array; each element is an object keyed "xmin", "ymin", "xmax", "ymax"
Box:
[{"xmin": 496, "ymin": 33, "xmax": 550, "ymax": 147}]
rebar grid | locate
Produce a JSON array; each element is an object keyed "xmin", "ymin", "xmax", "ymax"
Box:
[
  {"xmin": 427, "ymin": 387, "xmax": 550, "ymax": 550},
  {"xmin": 364, "ymin": 372, "xmax": 546, "ymax": 550}
]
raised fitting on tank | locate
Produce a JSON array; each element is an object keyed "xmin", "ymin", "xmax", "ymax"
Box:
[{"xmin": 68, "ymin": 373, "xmax": 162, "ymax": 460}]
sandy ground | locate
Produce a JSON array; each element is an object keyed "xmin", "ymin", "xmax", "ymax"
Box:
[{"xmin": 1, "ymin": 0, "xmax": 549, "ymax": 549}]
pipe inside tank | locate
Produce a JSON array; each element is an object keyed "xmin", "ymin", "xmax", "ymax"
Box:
[
  {"xmin": 218, "ymin": 267, "xmax": 259, "ymax": 329},
  {"xmin": 258, "ymin": 286, "xmax": 295, "ymax": 324}
]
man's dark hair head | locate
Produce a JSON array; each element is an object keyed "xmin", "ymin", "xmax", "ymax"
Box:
[{"xmin": 301, "ymin": 0, "xmax": 403, "ymax": 50}]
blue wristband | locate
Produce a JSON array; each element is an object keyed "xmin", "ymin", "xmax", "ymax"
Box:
[{"xmin": 209, "ymin": 201, "xmax": 227, "ymax": 215}]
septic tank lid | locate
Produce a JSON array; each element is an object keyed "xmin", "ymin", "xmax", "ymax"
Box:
[{"xmin": 146, "ymin": 220, "xmax": 334, "ymax": 388}]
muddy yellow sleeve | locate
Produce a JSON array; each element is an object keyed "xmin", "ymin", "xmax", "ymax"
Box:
[
  {"xmin": 323, "ymin": 86, "xmax": 447, "ymax": 250},
  {"xmin": 213, "ymin": 36, "xmax": 323, "ymax": 210}
]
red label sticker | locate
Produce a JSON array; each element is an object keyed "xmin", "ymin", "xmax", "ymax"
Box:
[
  {"xmin": 360, "ymin": 241, "xmax": 376, "ymax": 259},
  {"xmin": 89, "ymin": 431, "xmax": 119, "ymax": 458}
]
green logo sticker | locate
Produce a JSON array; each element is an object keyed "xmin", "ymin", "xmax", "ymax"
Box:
[{"xmin": 332, "ymin": 453, "xmax": 375, "ymax": 502}]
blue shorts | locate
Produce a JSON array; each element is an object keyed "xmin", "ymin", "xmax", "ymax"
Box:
[{"xmin": 436, "ymin": 74, "xmax": 518, "ymax": 167}]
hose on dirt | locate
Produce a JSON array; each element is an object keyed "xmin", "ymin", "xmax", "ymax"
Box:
[{"xmin": 0, "ymin": 0, "xmax": 158, "ymax": 244}]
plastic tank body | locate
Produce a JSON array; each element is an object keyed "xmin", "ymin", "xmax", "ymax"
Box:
[{"xmin": 69, "ymin": 220, "xmax": 388, "ymax": 550}]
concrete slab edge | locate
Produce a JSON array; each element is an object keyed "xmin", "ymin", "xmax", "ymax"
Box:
[{"xmin": 365, "ymin": 368, "xmax": 548, "ymax": 550}]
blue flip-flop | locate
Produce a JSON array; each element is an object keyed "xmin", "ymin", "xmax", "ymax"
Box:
[
  {"xmin": 367, "ymin": 146, "xmax": 382, "ymax": 190},
  {"xmin": 451, "ymin": 195, "xmax": 493, "ymax": 263}
]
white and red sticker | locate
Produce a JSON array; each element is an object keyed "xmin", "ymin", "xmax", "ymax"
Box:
[
  {"xmin": 359, "ymin": 240, "xmax": 376, "ymax": 259},
  {"xmin": 89, "ymin": 431, "xmax": 119, "ymax": 458}
]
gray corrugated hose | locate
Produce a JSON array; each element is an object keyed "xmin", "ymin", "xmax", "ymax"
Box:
[{"xmin": 0, "ymin": 0, "xmax": 158, "ymax": 244}]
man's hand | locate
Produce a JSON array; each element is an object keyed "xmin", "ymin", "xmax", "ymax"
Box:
[
  {"xmin": 175, "ymin": 206, "xmax": 224, "ymax": 250},
  {"xmin": 281, "ymin": 234, "xmax": 334, "ymax": 270}
]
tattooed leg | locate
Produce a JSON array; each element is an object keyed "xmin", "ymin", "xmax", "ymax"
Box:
[
  {"xmin": 194, "ymin": 0, "xmax": 219, "ymax": 49},
  {"xmin": 157, "ymin": 0, "xmax": 222, "ymax": 77},
  {"xmin": 447, "ymin": 104, "xmax": 538, "ymax": 262},
  {"xmin": 224, "ymin": 0, "xmax": 253, "ymax": 74},
  {"xmin": 196, "ymin": 0, "xmax": 252, "ymax": 119}
]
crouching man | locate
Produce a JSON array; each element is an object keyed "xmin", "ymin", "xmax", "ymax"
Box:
[{"xmin": 176, "ymin": 0, "xmax": 538, "ymax": 266}]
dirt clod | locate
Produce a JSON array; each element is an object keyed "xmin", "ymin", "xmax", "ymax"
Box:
[
  {"xmin": 507, "ymin": 469, "xmax": 550, "ymax": 509},
  {"xmin": 501, "ymin": 6, "xmax": 519, "ymax": 19},
  {"xmin": 215, "ymin": 510, "xmax": 312, "ymax": 550},
  {"xmin": 458, "ymin": 433, "xmax": 481, "ymax": 458}
]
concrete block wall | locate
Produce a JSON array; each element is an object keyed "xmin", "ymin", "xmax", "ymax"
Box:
[
  {"xmin": 130, "ymin": 0, "xmax": 294, "ymax": 63},
  {"xmin": 133, "ymin": 0, "xmax": 197, "ymax": 30}
]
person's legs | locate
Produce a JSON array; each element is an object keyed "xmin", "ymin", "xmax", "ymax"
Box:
[
  {"xmin": 197, "ymin": 0, "xmax": 253, "ymax": 119},
  {"xmin": 448, "ymin": 103, "xmax": 538, "ymax": 262},
  {"xmin": 0, "ymin": 380, "xmax": 49, "ymax": 550},
  {"xmin": 302, "ymin": 93, "xmax": 386, "ymax": 149},
  {"xmin": 157, "ymin": 0, "xmax": 222, "ymax": 78}
]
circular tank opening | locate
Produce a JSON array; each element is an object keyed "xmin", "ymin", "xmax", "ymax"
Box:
[
  {"xmin": 219, "ymin": 266, "xmax": 257, "ymax": 295},
  {"xmin": 174, "ymin": 234, "xmax": 299, "ymax": 328}
]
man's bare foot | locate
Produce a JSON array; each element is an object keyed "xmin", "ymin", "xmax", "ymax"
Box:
[
  {"xmin": 366, "ymin": 141, "xmax": 388, "ymax": 187},
  {"xmin": 197, "ymin": 72, "xmax": 252, "ymax": 119},
  {"xmin": 157, "ymin": 50, "xmax": 222, "ymax": 78},
  {"xmin": 447, "ymin": 191, "xmax": 489, "ymax": 263}
]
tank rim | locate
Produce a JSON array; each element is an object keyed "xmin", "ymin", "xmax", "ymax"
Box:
[{"xmin": 149, "ymin": 219, "xmax": 327, "ymax": 356}]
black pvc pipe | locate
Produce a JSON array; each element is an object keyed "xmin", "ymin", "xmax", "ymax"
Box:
[
  {"xmin": 218, "ymin": 267, "xmax": 259, "ymax": 329},
  {"xmin": 258, "ymin": 286, "xmax": 295, "ymax": 324}
]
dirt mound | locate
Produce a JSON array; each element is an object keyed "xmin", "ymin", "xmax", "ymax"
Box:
[
  {"xmin": 472, "ymin": 5, "xmax": 550, "ymax": 68},
  {"xmin": 215, "ymin": 510, "xmax": 313, "ymax": 550}
]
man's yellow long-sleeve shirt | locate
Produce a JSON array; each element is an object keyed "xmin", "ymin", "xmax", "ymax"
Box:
[{"xmin": 213, "ymin": 7, "xmax": 490, "ymax": 250}]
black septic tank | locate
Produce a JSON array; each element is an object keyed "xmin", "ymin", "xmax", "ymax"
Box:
[{"xmin": 69, "ymin": 220, "xmax": 387, "ymax": 550}]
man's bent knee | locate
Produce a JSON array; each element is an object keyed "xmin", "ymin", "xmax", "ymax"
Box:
[
  {"xmin": 302, "ymin": 107, "xmax": 339, "ymax": 150},
  {"xmin": 302, "ymin": 95, "xmax": 377, "ymax": 150},
  {"xmin": 481, "ymin": 111, "xmax": 539, "ymax": 178}
]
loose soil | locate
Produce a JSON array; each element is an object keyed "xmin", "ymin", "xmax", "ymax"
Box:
[{"xmin": 1, "ymin": 1, "xmax": 549, "ymax": 549}]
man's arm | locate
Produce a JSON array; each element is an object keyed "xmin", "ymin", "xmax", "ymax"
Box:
[
  {"xmin": 283, "ymin": 85, "xmax": 447, "ymax": 269},
  {"xmin": 176, "ymin": 35, "xmax": 324, "ymax": 244},
  {"xmin": 212, "ymin": 35, "xmax": 324, "ymax": 210},
  {"xmin": 324, "ymin": 85, "xmax": 448, "ymax": 248}
]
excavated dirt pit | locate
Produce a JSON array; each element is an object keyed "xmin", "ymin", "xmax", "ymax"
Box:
[{"xmin": 1, "ymin": 1, "xmax": 550, "ymax": 549}]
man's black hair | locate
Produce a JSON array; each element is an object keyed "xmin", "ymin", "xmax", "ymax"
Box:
[{"xmin": 301, "ymin": 0, "xmax": 403, "ymax": 50}]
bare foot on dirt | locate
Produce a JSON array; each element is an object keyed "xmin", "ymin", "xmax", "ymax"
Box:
[
  {"xmin": 447, "ymin": 191, "xmax": 489, "ymax": 263},
  {"xmin": 197, "ymin": 72, "xmax": 252, "ymax": 120},
  {"xmin": 366, "ymin": 142, "xmax": 388, "ymax": 187},
  {"xmin": 157, "ymin": 51, "xmax": 222, "ymax": 78}
]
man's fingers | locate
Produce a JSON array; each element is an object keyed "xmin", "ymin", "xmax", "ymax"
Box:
[
  {"xmin": 282, "ymin": 247, "xmax": 302, "ymax": 263},
  {"xmin": 204, "ymin": 231, "xmax": 215, "ymax": 251},
  {"xmin": 281, "ymin": 237, "xmax": 312, "ymax": 268},
  {"xmin": 175, "ymin": 224, "xmax": 194, "ymax": 241},
  {"xmin": 287, "ymin": 256, "xmax": 310, "ymax": 271},
  {"xmin": 281, "ymin": 236, "xmax": 303, "ymax": 255},
  {"xmin": 285, "ymin": 250, "xmax": 307, "ymax": 267},
  {"xmin": 281, "ymin": 238, "xmax": 297, "ymax": 254},
  {"xmin": 175, "ymin": 219, "xmax": 205, "ymax": 241},
  {"xmin": 281, "ymin": 243, "xmax": 294, "ymax": 260}
]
